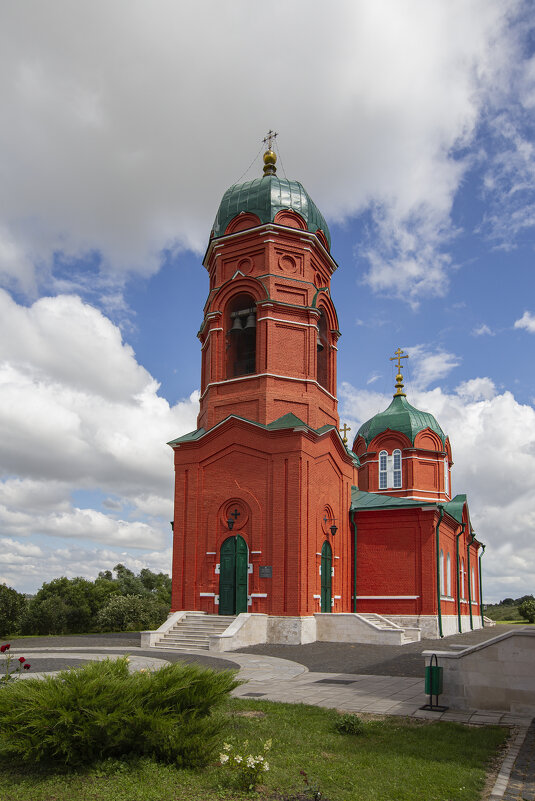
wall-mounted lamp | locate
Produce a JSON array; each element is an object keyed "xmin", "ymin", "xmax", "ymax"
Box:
[
  {"xmin": 323, "ymin": 515, "xmax": 337, "ymax": 536},
  {"xmin": 227, "ymin": 508, "xmax": 241, "ymax": 531}
]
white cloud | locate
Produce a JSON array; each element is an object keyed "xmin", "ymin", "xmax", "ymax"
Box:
[
  {"xmin": 472, "ymin": 323, "xmax": 494, "ymax": 336},
  {"xmin": 0, "ymin": 291, "xmax": 199, "ymax": 590},
  {"xmin": 0, "ymin": 0, "xmax": 526, "ymax": 303},
  {"xmin": 340, "ymin": 379, "xmax": 535, "ymax": 601},
  {"xmin": 514, "ymin": 310, "xmax": 535, "ymax": 333},
  {"xmin": 0, "ymin": 542, "xmax": 173, "ymax": 594},
  {"xmin": 405, "ymin": 345, "xmax": 461, "ymax": 390}
]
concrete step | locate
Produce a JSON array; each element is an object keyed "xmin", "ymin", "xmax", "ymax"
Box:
[{"xmin": 154, "ymin": 640, "xmax": 209, "ymax": 651}]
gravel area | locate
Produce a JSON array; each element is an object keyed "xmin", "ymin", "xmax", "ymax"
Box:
[
  {"xmin": 4, "ymin": 632, "xmax": 140, "ymax": 649},
  {"xmin": 236, "ymin": 624, "xmax": 521, "ymax": 677}
]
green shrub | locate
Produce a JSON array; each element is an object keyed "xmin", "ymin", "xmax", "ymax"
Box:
[
  {"xmin": 0, "ymin": 657, "xmax": 239, "ymax": 767},
  {"xmin": 334, "ymin": 713, "xmax": 365, "ymax": 735},
  {"xmin": 96, "ymin": 594, "xmax": 169, "ymax": 631},
  {"xmin": 518, "ymin": 599, "xmax": 535, "ymax": 623}
]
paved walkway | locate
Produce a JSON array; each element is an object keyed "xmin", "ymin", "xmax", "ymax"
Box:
[{"xmin": 6, "ymin": 634, "xmax": 534, "ymax": 800}]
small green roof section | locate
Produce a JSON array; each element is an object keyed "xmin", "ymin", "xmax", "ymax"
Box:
[
  {"xmin": 350, "ymin": 487, "xmax": 435, "ymax": 512},
  {"xmin": 443, "ymin": 494, "xmax": 467, "ymax": 525},
  {"xmin": 167, "ymin": 427, "xmax": 206, "ymax": 446},
  {"xmin": 212, "ymin": 174, "xmax": 331, "ymax": 248},
  {"xmin": 355, "ymin": 394, "xmax": 446, "ymax": 448}
]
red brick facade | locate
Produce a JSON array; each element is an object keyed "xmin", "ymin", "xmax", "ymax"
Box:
[{"xmin": 169, "ymin": 171, "xmax": 482, "ymax": 635}]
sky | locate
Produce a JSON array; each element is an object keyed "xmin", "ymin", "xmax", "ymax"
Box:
[{"xmin": 0, "ymin": 0, "xmax": 534, "ymax": 603}]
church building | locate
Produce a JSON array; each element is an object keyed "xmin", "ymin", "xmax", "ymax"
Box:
[{"xmin": 167, "ymin": 139, "xmax": 484, "ymax": 644}]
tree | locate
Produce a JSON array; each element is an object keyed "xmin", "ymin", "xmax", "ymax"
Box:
[
  {"xmin": 0, "ymin": 584, "xmax": 28, "ymax": 637},
  {"xmin": 96, "ymin": 595, "xmax": 169, "ymax": 632},
  {"xmin": 23, "ymin": 577, "xmax": 114, "ymax": 635},
  {"xmin": 518, "ymin": 599, "xmax": 535, "ymax": 624}
]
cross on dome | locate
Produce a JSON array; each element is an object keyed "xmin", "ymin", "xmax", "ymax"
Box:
[{"xmin": 389, "ymin": 347, "xmax": 409, "ymax": 397}]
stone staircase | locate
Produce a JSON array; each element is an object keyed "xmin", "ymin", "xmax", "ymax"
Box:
[
  {"xmin": 357, "ymin": 613, "xmax": 421, "ymax": 643},
  {"xmin": 154, "ymin": 613, "xmax": 236, "ymax": 651}
]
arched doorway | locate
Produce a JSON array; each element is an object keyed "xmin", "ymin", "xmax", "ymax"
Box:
[
  {"xmin": 321, "ymin": 540, "xmax": 332, "ymax": 613},
  {"xmin": 219, "ymin": 535, "xmax": 248, "ymax": 615}
]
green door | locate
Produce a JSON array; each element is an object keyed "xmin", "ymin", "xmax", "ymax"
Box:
[
  {"xmin": 219, "ymin": 535, "xmax": 248, "ymax": 615},
  {"xmin": 321, "ymin": 540, "xmax": 332, "ymax": 613}
]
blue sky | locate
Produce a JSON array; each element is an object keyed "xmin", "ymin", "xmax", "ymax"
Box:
[{"xmin": 0, "ymin": 1, "xmax": 534, "ymax": 602}]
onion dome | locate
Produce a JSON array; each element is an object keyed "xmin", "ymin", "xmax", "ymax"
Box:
[
  {"xmin": 212, "ymin": 140, "xmax": 331, "ymax": 247},
  {"xmin": 355, "ymin": 394, "xmax": 446, "ymax": 448},
  {"xmin": 354, "ymin": 348, "xmax": 446, "ymax": 448}
]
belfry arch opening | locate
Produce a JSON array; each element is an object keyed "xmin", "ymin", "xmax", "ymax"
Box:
[
  {"xmin": 226, "ymin": 293, "xmax": 256, "ymax": 379},
  {"xmin": 317, "ymin": 309, "xmax": 329, "ymax": 390}
]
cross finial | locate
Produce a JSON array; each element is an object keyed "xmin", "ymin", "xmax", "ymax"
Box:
[
  {"xmin": 263, "ymin": 129, "xmax": 278, "ymax": 150},
  {"xmin": 340, "ymin": 423, "xmax": 351, "ymax": 445},
  {"xmin": 262, "ymin": 131, "xmax": 278, "ymax": 175},
  {"xmin": 389, "ymin": 347, "xmax": 409, "ymax": 397}
]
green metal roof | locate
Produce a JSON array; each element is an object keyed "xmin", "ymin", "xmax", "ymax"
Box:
[
  {"xmin": 443, "ymin": 494, "xmax": 467, "ymax": 525},
  {"xmin": 212, "ymin": 174, "xmax": 331, "ymax": 248},
  {"xmin": 355, "ymin": 394, "xmax": 446, "ymax": 448},
  {"xmin": 169, "ymin": 413, "xmax": 348, "ymax": 448},
  {"xmin": 350, "ymin": 487, "xmax": 435, "ymax": 512}
]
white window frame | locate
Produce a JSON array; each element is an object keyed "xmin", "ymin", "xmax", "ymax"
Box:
[
  {"xmin": 439, "ymin": 549, "xmax": 444, "ymax": 595},
  {"xmin": 379, "ymin": 449, "xmax": 402, "ymax": 490},
  {"xmin": 444, "ymin": 457, "xmax": 449, "ymax": 496},
  {"xmin": 379, "ymin": 450, "xmax": 388, "ymax": 490},
  {"xmin": 446, "ymin": 553, "xmax": 451, "ymax": 597}
]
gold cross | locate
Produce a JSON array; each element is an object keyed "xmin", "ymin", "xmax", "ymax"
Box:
[
  {"xmin": 263, "ymin": 129, "xmax": 278, "ymax": 150},
  {"xmin": 340, "ymin": 423, "xmax": 351, "ymax": 445},
  {"xmin": 389, "ymin": 347, "xmax": 409, "ymax": 371}
]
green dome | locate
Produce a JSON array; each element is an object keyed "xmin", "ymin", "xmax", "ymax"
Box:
[
  {"xmin": 355, "ymin": 394, "xmax": 446, "ymax": 448},
  {"xmin": 212, "ymin": 174, "xmax": 331, "ymax": 248}
]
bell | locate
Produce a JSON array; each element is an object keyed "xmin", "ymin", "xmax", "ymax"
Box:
[
  {"xmin": 244, "ymin": 312, "xmax": 256, "ymax": 329},
  {"xmin": 230, "ymin": 316, "xmax": 243, "ymax": 332},
  {"xmin": 317, "ymin": 334, "xmax": 324, "ymax": 351}
]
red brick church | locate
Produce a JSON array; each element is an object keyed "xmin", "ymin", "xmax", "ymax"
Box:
[{"xmin": 167, "ymin": 140, "xmax": 484, "ymax": 643}]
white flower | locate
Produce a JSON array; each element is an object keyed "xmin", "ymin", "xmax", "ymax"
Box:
[
  {"xmin": 246, "ymin": 756, "xmax": 255, "ymax": 767},
  {"xmin": 219, "ymin": 754, "xmax": 229, "ymax": 764},
  {"xmin": 222, "ymin": 743, "xmax": 231, "ymax": 752},
  {"xmin": 263, "ymin": 763, "xmax": 269, "ymax": 771},
  {"xmin": 234, "ymin": 755, "xmax": 242, "ymax": 764}
]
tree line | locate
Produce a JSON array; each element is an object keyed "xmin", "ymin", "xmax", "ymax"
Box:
[{"xmin": 0, "ymin": 565, "xmax": 171, "ymax": 637}]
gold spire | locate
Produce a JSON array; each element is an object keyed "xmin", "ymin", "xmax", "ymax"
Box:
[
  {"xmin": 340, "ymin": 423, "xmax": 351, "ymax": 445},
  {"xmin": 262, "ymin": 129, "xmax": 278, "ymax": 175},
  {"xmin": 389, "ymin": 347, "xmax": 409, "ymax": 397}
]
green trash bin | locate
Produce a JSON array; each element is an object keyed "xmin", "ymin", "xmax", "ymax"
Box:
[{"xmin": 425, "ymin": 663, "xmax": 443, "ymax": 695}]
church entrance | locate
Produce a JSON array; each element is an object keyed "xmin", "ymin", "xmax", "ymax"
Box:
[
  {"xmin": 219, "ymin": 535, "xmax": 248, "ymax": 615},
  {"xmin": 321, "ymin": 541, "xmax": 332, "ymax": 612}
]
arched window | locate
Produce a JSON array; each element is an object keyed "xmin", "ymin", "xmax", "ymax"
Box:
[
  {"xmin": 444, "ymin": 458, "xmax": 449, "ymax": 496},
  {"xmin": 460, "ymin": 558, "xmax": 465, "ymax": 599},
  {"xmin": 393, "ymin": 449, "xmax": 402, "ymax": 488},
  {"xmin": 471, "ymin": 566, "xmax": 476, "ymax": 601},
  {"xmin": 226, "ymin": 293, "xmax": 256, "ymax": 378},
  {"xmin": 439, "ymin": 549, "xmax": 444, "ymax": 596},
  {"xmin": 379, "ymin": 451, "xmax": 388, "ymax": 490},
  {"xmin": 446, "ymin": 553, "xmax": 451, "ymax": 596},
  {"xmin": 317, "ymin": 310, "xmax": 329, "ymax": 390},
  {"xmin": 378, "ymin": 450, "xmax": 402, "ymax": 489}
]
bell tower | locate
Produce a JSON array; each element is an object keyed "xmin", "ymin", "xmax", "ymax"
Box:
[
  {"xmin": 197, "ymin": 141, "xmax": 340, "ymax": 432},
  {"xmin": 169, "ymin": 137, "xmax": 356, "ymax": 631}
]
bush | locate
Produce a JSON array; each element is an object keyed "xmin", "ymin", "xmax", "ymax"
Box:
[
  {"xmin": 96, "ymin": 594, "xmax": 169, "ymax": 631},
  {"xmin": 0, "ymin": 584, "xmax": 27, "ymax": 637},
  {"xmin": 334, "ymin": 713, "xmax": 365, "ymax": 736},
  {"xmin": 0, "ymin": 657, "xmax": 239, "ymax": 767},
  {"xmin": 518, "ymin": 599, "xmax": 535, "ymax": 624}
]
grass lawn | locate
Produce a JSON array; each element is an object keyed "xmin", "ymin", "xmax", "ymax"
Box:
[{"xmin": 0, "ymin": 698, "xmax": 508, "ymax": 801}]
